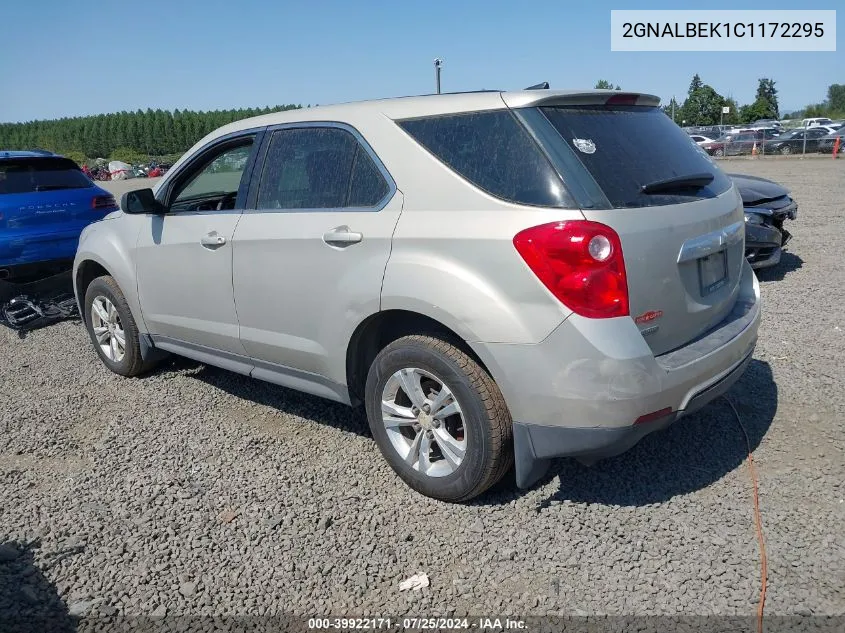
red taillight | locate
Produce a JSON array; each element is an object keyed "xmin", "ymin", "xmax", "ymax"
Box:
[
  {"xmin": 605, "ymin": 93, "xmax": 639, "ymax": 106},
  {"xmin": 513, "ymin": 221, "xmax": 629, "ymax": 319},
  {"xmin": 92, "ymin": 195, "xmax": 116, "ymax": 209}
]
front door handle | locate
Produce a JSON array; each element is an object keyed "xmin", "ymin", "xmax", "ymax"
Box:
[
  {"xmin": 200, "ymin": 232, "xmax": 226, "ymax": 248},
  {"xmin": 323, "ymin": 226, "xmax": 363, "ymax": 246}
]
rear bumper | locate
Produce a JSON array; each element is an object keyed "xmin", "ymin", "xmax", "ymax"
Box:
[
  {"xmin": 512, "ymin": 349, "xmax": 754, "ymax": 487},
  {"xmin": 473, "ymin": 260, "xmax": 761, "ymax": 489},
  {"xmin": 0, "ymin": 258, "xmax": 75, "ymax": 283}
]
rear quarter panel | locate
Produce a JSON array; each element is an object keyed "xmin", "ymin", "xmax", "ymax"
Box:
[{"xmin": 372, "ymin": 116, "xmax": 577, "ymax": 344}]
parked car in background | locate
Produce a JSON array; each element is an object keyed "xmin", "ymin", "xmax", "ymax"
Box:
[
  {"xmin": 702, "ymin": 128, "xmax": 778, "ymax": 157},
  {"xmin": 730, "ymin": 173, "xmax": 798, "ymax": 270},
  {"xmin": 763, "ymin": 127, "xmax": 830, "ymax": 155},
  {"xmin": 749, "ymin": 119, "xmax": 783, "ymax": 131},
  {"xmin": 817, "ymin": 127, "xmax": 845, "ymax": 154},
  {"xmin": 690, "ymin": 134, "xmax": 716, "ymax": 145},
  {"xmin": 73, "ymin": 89, "xmax": 760, "ymax": 501},
  {"xmin": 815, "ymin": 125, "xmax": 840, "ymax": 136},
  {"xmin": 802, "ymin": 117, "xmax": 834, "ymax": 128},
  {"xmin": 0, "ymin": 151, "xmax": 118, "ymax": 282},
  {"xmin": 684, "ymin": 125, "xmax": 726, "ymax": 139},
  {"xmin": 701, "ymin": 134, "xmax": 736, "ymax": 157}
]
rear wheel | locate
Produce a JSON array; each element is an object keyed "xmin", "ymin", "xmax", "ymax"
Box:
[
  {"xmin": 84, "ymin": 276, "xmax": 152, "ymax": 377},
  {"xmin": 780, "ymin": 145, "xmax": 792, "ymax": 155},
  {"xmin": 365, "ymin": 335, "xmax": 513, "ymax": 502},
  {"xmin": 713, "ymin": 148, "xmax": 724, "ymax": 158}
]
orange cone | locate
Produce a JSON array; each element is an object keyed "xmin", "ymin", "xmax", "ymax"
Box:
[
  {"xmin": 834, "ymin": 136, "xmax": 841, "ymax": 159},
  {"xmin": 751, "ymin": 142, "xmax": 758, "ymax": 157}
]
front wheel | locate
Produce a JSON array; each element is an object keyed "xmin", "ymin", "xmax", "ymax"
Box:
[
  {"xmin": 780, "ymin": 145, "xmax": 792, "ymax": 155},
  {"xmin": 713, "ymin": 148, "xmax": 724, "ymax": 158},
  {"xmin": 84, "ymin": 276, "xmax": 152, "ymax": 377},
  {"xmin": 365, "ymin": 335, "xmax": 513, "ymax": 502}
]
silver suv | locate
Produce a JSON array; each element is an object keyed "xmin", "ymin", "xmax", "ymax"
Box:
[{"xmin": 73, "ymin": 90, "xmax": 761, "ymax": 502}]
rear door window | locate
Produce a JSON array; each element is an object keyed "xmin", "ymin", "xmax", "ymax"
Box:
[
  {"xmin": 257, "ymin": 127, "xmax": 390, "ymax": 210},
  {"xmin": 0, "ymin": 157, "xmax": 92, "ymax": 194},
  {"xmin": 398, "ymin": 110, "xmax": 571, "ymax": 207},
  {"xmin": 540, "ymin": 105, "xmax": 732, "ymax": 208}
]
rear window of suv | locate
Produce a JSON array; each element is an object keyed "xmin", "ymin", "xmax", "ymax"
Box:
[
  {"xmin": 540, "ymin": 105, "xmax": 732, "ymax": 208},
  {"xmin": 0, "ymin": 157, "xmax": 92, "ymax": 195}
]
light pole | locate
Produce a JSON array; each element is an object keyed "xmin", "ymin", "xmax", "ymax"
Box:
[{"xmin": 434, "ymin": 58, "xmax": 443, "ymax": 94}]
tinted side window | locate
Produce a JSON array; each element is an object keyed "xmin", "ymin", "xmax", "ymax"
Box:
[
  {"xmin": 257, "ymin": 127, "xmax": 390, "ymax": 210},
  {"xmin": 348, "ymin": 149, "xmax": 389, "ymax": 207},
  {"xmin": 398, "ymin": 110, "xmax": 569, "ymax": 207}
]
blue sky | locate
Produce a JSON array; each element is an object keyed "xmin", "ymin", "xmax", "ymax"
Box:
[{"xmin": 0, "ymin": 0, "xmax": 840, "ymax": 122}]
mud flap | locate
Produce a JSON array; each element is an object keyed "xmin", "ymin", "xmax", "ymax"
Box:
[
  {"xmin": 512, "ymin": 422, "xmax": 552, "ymax": 489},
  {"xmin": 0, "ymin": 271, "xmax": 78, "ymax": 333}
]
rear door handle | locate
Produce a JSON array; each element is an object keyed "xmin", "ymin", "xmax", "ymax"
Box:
[
  {"xmin": 322, "ymin": 226, "xmax": 363, "ymax": 246},
  {"xmin": 200, "ymin": 232, "xmax": 226, "ymax": 248}
]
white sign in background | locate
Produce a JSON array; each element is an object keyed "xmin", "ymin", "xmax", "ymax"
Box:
[{"xmin": 611, "ymin": 10, "xmax": 836, "ymax": 52}]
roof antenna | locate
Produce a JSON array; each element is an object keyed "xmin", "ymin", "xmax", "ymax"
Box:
[{"xmin": 525, "ymin": 82, "xmax": 550, "ymax": 90}]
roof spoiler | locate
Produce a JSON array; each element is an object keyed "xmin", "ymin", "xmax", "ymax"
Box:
[
  {"xmin": 503, "ymin": 90, "xmax": 661, "ymax": 109},
  {"xmin": 524, "ymin": 82, "xmax": 550, "ymax": 90}
]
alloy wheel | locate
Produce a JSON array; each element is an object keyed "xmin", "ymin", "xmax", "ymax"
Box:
[
  {"xmin": 90, "ymin": 295, "xmax": 126, "ymax": 362},
  {"xmin": 380, "ymin": 367, "xmax": 467, "ymax": 478}
]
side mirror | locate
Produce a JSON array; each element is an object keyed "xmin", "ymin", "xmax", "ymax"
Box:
[{"xmin": 121, "ymin": 188, "xmax": 166, "ymax": 215}]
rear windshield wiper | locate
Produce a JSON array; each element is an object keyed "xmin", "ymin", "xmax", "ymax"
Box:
[{"xmin": 640, "ymin": 173, "xmax": 714, "ymax": 194}]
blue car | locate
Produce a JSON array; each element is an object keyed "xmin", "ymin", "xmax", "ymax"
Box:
[{"xmin": 0, "ymin": 150, "xmax": 118, "ymax": 282}]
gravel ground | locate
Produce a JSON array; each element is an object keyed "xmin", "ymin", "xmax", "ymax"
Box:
[{"xmin": 1, "ymin": 159, "xmax": 843, "ymax": 627}]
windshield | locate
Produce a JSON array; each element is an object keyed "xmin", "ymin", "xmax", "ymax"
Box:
[
  {"xmin": 539, "ymin": 105, "xmax": 732, "ymax": 208},
  {"xmin": 0, "ymin": 157, "xmax": 92, "ymax": 194}
]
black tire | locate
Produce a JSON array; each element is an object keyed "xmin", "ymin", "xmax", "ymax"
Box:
[
  {"xmin": 365, "ymin": 334, "xmax": 513, "ymax": 502},
  {"xmin": 780, "ymin": 145, "xmax": 792, "ymax": 155},
  {"xmin": 713, "ymin": 148, "xmax": 724, "ymax": 158},
  {"xmin": 83, "ymin": 275, "xmax": 151, "ymax": 377}
]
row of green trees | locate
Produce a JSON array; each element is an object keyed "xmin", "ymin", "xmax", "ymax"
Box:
[
  {"xmin": 659, "ymin": 74, "xmax": 781, "ymax": 126},
  {"xmin": 0, "ymin": 105, "xmax": 304, "ymax": 165}
]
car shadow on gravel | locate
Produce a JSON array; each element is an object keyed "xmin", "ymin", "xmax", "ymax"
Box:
[
  {"xmin": 486, "ymin": 359, "xmax": 777, "ymax": 508},
  {"xmin": 755, "ymin": 251, "xmax": 803, "ymax": 282},
  {"xmin": 188, "ymin": 363, "xmax": 372, "ymax": 436},
  {"xmin": 153, "ymin": 352, "xmax": 777, "ymax": 508},
  {"xmin": 0, "ymin": 541, "xmax": 76, "ymax": 633}
]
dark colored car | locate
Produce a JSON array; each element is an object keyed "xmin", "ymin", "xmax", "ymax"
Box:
[
  {"xmin": 763, "ymin": 127, "xmax": 830, "ymax": 155},
  {"xmin": 730, "ymin": 173, "xmax": 797, "ymax": 270},
  {"xmin": 0, "ymin": 151, "xmax": 118, "ymax": 282},
  {"xmin": 817, "ymin": 128, "xmax": 845, "ymax": 154}
]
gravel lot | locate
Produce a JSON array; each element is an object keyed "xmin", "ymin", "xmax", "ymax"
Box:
[{"xmin": 1, "ymin": 160, "xmax": 843, "ymax": 627}]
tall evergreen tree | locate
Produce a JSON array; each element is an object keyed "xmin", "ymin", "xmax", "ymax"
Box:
[{"xmin": 755, "ymin": 78, "xmax": 779, "ymax": 119}]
